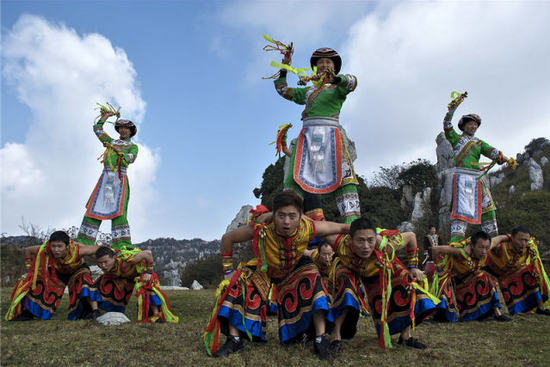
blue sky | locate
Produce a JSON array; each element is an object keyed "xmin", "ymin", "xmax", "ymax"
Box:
[{"xmin": 2, "ymin": 0, "xmax": 549, "ymax": 242}]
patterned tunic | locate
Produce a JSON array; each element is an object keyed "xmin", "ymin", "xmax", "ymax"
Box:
[
  {"xmin": 484, "ymin": 236, "xmax": 549, "ymax": 314},
  {"xmin": 84, "ymin": 120, "xmax": 138, "ymax": 220},
  {"xmin": 262, "ymin": 217, "xmax": 316, "ymax": 279}
]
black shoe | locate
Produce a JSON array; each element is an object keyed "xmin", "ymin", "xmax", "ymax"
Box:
[
  {"xmin": 330, "ymin": 339, "xmax": 343, "ymax": 356},
  {"xmin": 494, "ymin": 314, "xmax": 514, "ymax": 322},
  {"xmin": 536, "ymin": 308, "xmax": 550, "ymax": 316},
  {"xmin": 213, "ymin": 336, "xmax": 244, "ymax": 358},
  {"xmin": 11, "ymin": 310, "xmax": 34, "ymax": 321},
  {"xmin": 398, "ymin": 336, "xmax": 427, "ymax": 350},
  {"xmin": 314, "ymin": 336, "xmax": 331, "ymax": 361},
  {"xmin": 92, "ymin": 309, "xmax": 101, "ymax": 320}
]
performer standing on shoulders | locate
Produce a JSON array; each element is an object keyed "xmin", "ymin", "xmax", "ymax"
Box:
[
  {"xmin": 77, "ymin": 105, "xmax": 138, "ymax": 250},
  {"xmin": 443, "ymin": 92, "xmax": 516, "ymax": 243},
  {"xmin": 272, "ymin": 45, "xmax": 360, "ymax": 224}
]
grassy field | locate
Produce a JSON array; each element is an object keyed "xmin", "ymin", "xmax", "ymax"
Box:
[{"xmin": 1, "ymin": 288, "xmax": 550, "ymax": 367}]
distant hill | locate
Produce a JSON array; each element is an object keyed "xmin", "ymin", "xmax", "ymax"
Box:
[{"xmin": 134, "ymin": 237, "xmax": 220, "ymax": 272}]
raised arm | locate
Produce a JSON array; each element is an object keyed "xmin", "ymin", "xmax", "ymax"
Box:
[
  {"xmin": 491, "ymin": 235, "xmax": 509, "ymax": 249},
  {"xmin": 432, "ymin": 245, "xmax": 462, "ymax": 259},
  {"xmin": 132, "ymin": 249, "xmax": 154, "ymax": 263},
  {"xmin": 78, "ymin": 244, "xmax": 100, "ymax": 258},
  {"xmin": 93, "ymin": 110, "xmax": 117, "ymax": 145},
  {"xmin": 314, "ymin": 220, "xmax": 349, "ymax": 239}
]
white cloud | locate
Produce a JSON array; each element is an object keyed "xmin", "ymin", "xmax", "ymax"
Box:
[
  {"xmin": 339, "ymin": 1, "xmax": 550, "ymax": 178},
  {"xmin": 215, "ymin": 1, "xmax": 373, "ymax": 86},
  {"xmin": 1, "ymin": 14, "xmax": 159, "ymax": 241}
]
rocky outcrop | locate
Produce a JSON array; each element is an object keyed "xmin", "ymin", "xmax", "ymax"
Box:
[
  {"xmin": 191, "ymin": 280, "xmax": 204, "ymax": 290},
  {"xmin": 163, "ymin": 269, "xmax": 182, "ymax": 287},
  {"xmin": 435, "ymin": 132, "xmax": 455, "ymax": 237},
  {"xmin": 490, "ymin": 173, "xmax": 505, "ymax": 187},
  {"xmin": 529, "ymin": 158, "xmax": 544, "ymax": 191},
  {"xmin": 225, "ymin": 205, "xmax": 254, "ymax": 233},
  {"xmin": 96, "ymin": 312, "xmax": 130, "ymax": 326}
]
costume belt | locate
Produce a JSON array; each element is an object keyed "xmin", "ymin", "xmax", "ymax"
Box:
[
  {"xmin": 453, "ymin": 167, "xmax": 479, "ymax": 177},
  {"xmin": 104, "ymin": 165, "xmax": 127, "ymax": 175},
  {"xmin": 303, "ymin": 117, "xmax": 341, "ymax": 128}
]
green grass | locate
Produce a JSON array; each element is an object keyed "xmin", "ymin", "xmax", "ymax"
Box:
[{"xmin": 1, "ymin": 288, "xmax": 550, "ymax": 366}]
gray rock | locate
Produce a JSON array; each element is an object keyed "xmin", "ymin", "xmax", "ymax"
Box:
[
  {"xmin": 191, "ymin": 280, "xmax": 204, "ymax": 290},
  {"xmin": 226, "ymin": 205, "xmax": 254, "ymax": 233},
  {"xmin": 398, "ymin": 221, "xmax": 415, "ymax": 233},
  {"xmin": 490, "ymin": 173, "xmax": 505, "ymax": 187},
  {"xmin": 402, "ymin": 185, "xmax": 414, "ymax": 207},
  {"xmin": 411, "ymin": 188, "xmax": 432, "ymax": 222},
  {"xmin": 96, "ymin": 312, "xmax": 130, "ymax": 326},
  {"xmin": 509, "ymin": 185, "xmax": 515, "ymax": 195},
  {"xmin": 163, "ymin": 269, "xmax": 182, "ymax": 287},
  {"xmin": 160, "ymin": 286, "xmax": 188, "ymax": 290},
  {"xmin": 541, "ymin": 156, "xmax": 548, "ymax": 167},
  {"xmin": 516, "ymin": 152, "xmax": 530, "ymax": 165},
  {"xmin": 436, "ymin": 132, "xmax": 454, "ymax": 171},
  {"xmin": 529, "ymin": 158, "xmax": 544, "ymax": 191},
  {"xmin": 436, "ymin": 132, "xmax": 457, "ymax": 237}
]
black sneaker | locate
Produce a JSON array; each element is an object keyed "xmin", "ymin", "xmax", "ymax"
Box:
[
  {"xmin": 92, "ymin": 309, "xmax": 101, "ymax": 320},
  {"xmin": 314, "ymin": 336, "xmax": 331, "ymax": 361},
  {"xmin": 330, "ymin": 339, "xmax": 343, "ymax": 356},
  {"xmin": 11, "ymin": 310, "xmax": 34, "ymax": 321},
  {"xmin": 398, "ymin": 337, "xmax": 427, "ymax": 350},
  {"xmin": 213, "ymin": 336, "xmax": 244, "ymax": 358},
  {"xmin": 494, "ymin": 314, "xmax": 514, "ymax": 322},
  {"xmin": 536, "ymin": 308, "xmax": 550, "ymax": 316}
]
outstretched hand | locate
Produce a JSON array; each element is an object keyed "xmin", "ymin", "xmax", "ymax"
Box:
[
  {"xmin": 101, "ymin": 110, "xmax": 116, "ymax": 120},
  {"xmin": 409, "ymin": 268, "xmax": 424, "ymax": 282},
  {"xmin": 141, "ymin": 272, "xmax": 152, "ymax": 283}
]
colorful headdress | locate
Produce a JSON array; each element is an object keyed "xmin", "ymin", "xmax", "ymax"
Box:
[
  {"xmin": 458, "ymin": 114, "xmax": 481, "ymax": 131},
  {"xmin": 310, "ymin": 47, "xmax": 342, "ymax": 75},
  {"xmin": 115, "ymin": 119, "xmax": 137, "ymax": 137}
]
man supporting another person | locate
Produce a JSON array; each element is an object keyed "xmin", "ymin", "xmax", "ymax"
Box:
[
  {"xmin": 94, "ymin": 246, "xmax": 179, "ymax": 323},
  {"xmin": 6, "ymin": 231, "xmax": 101, "ymax": 321},
  {"xmin": 431, "ymin": 231, "xmax": 512, "ymax": 322},
  {"xmin": 483, "ymin": 225, "xmax": 550, "ymax": 316},
  {"xmin": 203, "ymin": 190, "xmax": 350, "ymax": 360},
  {"xmin": 324, "ymin": 218, "xmax": 438, "ymax": 353}
]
